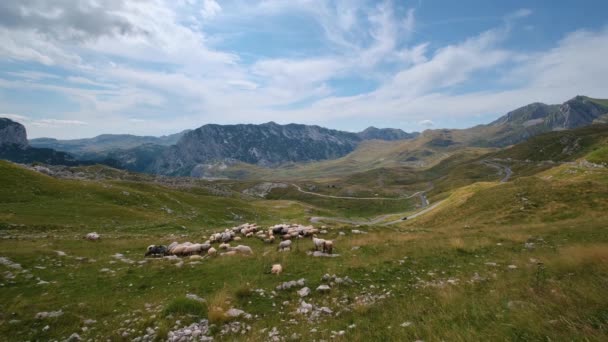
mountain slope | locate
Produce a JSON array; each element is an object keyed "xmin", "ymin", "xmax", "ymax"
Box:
[
  {"xmin": 150, "ymin": 122, "xmax": 363, "ymax": 175},
  {"xmin": 466, "ymin": 96, "xmax": 608, "ymax": 147},
  {"xmin": 357, "ymin": 126, "xmax": 419, "ymax": 141},
  {"xmin": 0, "ymin": 118, "xmax": 28, "ymax": 148}
]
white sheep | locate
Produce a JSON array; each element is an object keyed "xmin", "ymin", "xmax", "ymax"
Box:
[
  {"xmin": 278, "ymin": 240, "xmax": 292, "ymax": 251},
  {"xmin": 219, "ymin": 243, "xmax": 230, "ymax": 250},
  {"xmin": 84, "ymin": 232, "xmax": 100, "ymax": 241},
  {"xmin": 207, "ymin": 247, "xmax": 217, "ymax": 256},
  {"xmin": 229, "ymin": 245, "xmax": 253, "ymax": 255},
  {"xmin": 312, "ymin": 237, "xmax": 326, "ymax": 251},
  {"xmin": 271, "ymin": 264, "xmax": 282, "ymax": 275}
]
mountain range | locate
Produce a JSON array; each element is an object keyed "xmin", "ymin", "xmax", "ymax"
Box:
[{"xmin": 3, "ymin": 95, "xmax": 607, "ymax": 177}]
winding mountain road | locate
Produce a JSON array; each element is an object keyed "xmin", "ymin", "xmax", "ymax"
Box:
[
  {"xmin": 481, "ymin": 160, "xmax": 513, "ymax": 182},
  {"xmin": 303, "ymin": 160, "xmax": 512, "ymax": 226},
  {"xmin": 290, "ymin": 183, "xmax": 425, "ymax": 200}
]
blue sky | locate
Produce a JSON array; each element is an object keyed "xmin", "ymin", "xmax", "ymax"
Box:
[{"xmin": 0, "ymin": 0, "xmax": 607, "ymax": 139}]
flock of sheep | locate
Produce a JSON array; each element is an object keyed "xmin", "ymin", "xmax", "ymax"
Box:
[{"xmin": 145, "ymin": 223, "xmax": 335, "ymax": 259}]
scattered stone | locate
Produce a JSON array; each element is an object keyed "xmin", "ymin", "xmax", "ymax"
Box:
[
  {"xmin": 507, "ymin": 265, "xmax": 518, "ymax": 269},
  {"xmin": 0, "ymin": 256, "xmax": 22, "ymax": 269},
  {"xmin": 297, "ymin": 287, "xmax": 310, "ymax": 297},
  {"xmin": 297, "ymin": 301, "xmax": 313, "ymax": 314},
  {"xmin": 186, "ymin": 294, "xmax": 206, "ymax": 303},
  {"xmin": 309, "ymin": 251, "xmax": 340, "ymax": 257},
  {"xmin": 64, "ymin": 333, "xmax": 82, "ymax": 342},
  {"xmin": 276, "ymin": 279, "xmax": 306, "ymax": 291},
  {"xmin": 225, "ymin": 308, "xmax": 252, "ymax": 319},
  {"xmin": 166, "ymin": 319, "xmax": 212, "ymax": 342},
  {"xmin": 35, "ymin": 310, "xmax": 64, "ymax": 319},
  {"xmin": 319, "ymin": 307, "xmax": 333, "ymax": 315},
  {"xmin": 400, "ymin": 321, "xmax": 412, "ymax": 327},
  {"xmin": 316, "ymin": 285, "xmax": 331, "ymax": 293}
]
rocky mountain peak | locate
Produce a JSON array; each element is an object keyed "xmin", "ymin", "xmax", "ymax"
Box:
[{"xmin": 0, "ymin": 118, "xmax": 28, "ymax": 149}]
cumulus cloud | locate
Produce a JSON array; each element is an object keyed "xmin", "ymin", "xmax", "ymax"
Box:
[
  {"xmin": 0, "ymin": 113, "xmax": 87, "ymax": 128},
  {"xmin": 419, "ymin": 119, "xmax": 434, "ymax": 127},
  {"xmin": 201, "ymin": 0, "xmax": 222, "ymax": 19},
  {"xmin": 0, "ymin": 0, "xmax": 139, "ymax": 42}
]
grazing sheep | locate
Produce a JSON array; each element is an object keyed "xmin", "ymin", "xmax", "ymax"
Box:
[
  {"xmin": 234, "ymin": 236, "xmax": 242, "ymax": 241},
  {"xmin": 184, "ymin": 243, "xmax": 206, "ymax": 256},
  {"xmin": 219, "ymin": 243, "xmax": 230, "ymax": 250},
  {"xmin": 278, "ymin": 240, "xmax": 292, "ymax": 251},
  {"xmin": 220, "ymin": 232, "xmax": 233, "ymax": 243},
  {"xmin": 312, "ymin": 237, "xmax": 326, "ymax": 251},
  {"xmin": 229, "ymin": 245, "xmax": 253, "ymax": 255},
  {"xmin": 145, "ymin": 245, "xmax": 168, "ymax": 257},
  {"xmin": 167, "ymin": 242, "xmax": 178, "ymax": 252},
  {"xmin": 323, "ymin": 240, "xmax": 334, "ymax": 254},
  {"xmin": 207, "ymin": 247, "xmax": 217, "ymax": 256},
  {"xmin": 221, "ymin": 251, "xmax": 237, "ymax": 256},
  {"xmin": 271, "ymin": 264, "xmax": 283, "ymax": 275},
  {"xmin": 85, "ymin": 232, "xmax": 100, "ymax": 241}
]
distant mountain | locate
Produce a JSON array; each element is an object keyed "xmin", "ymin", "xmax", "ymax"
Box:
[
  {"xmin": 416, "ymin": 96, "xmax": 608, "ymax": 151},
  {"xmin": 357, "ymin": 127, "xmax": 419, "ymax": 141},
  {"xmin": 0, "ymin": 118, "xmax": 83, "ymax": 165},
  {"xmin": 149, "ymin": 122, "xmax": 364, "ymax": 175},
  {"xmin": 459, "ymin": 96, "xmax": 608, "ymax": 147},
  {"xmin": 29, "ymin": 131, "xmax": 188, "ymax": 156}
]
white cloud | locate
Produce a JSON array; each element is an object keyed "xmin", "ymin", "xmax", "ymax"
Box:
[
  {"xmin": 201, "ymin": 0, "xmax": 222, "ymax": 19},
  {"xmin": 419, "ymin": 119, "xmax": 434, "ymax": 127},
  {"xmin": 1, "ymin": 113, "xmax": 30, "ymax": 122}
]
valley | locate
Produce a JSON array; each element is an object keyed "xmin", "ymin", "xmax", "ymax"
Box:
[{"xmin": 1, "ymin": 114, "xmax": 608, "ymax": 340}]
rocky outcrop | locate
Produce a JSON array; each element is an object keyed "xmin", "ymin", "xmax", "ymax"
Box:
[{"xmin": 0, "ymin": 118, "xmax": 28, "ymax": 149}]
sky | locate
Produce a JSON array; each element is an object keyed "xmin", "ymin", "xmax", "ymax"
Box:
[{"xmin": 0, "ymin": 0, "xmax": 607, "ymax": 139}]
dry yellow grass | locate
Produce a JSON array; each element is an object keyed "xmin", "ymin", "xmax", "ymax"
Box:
[
  {"xmin": 551, "ymin": 244, "xmax": 608, "ymax": 269},
  {"xmin": 207, "ymin": 288, "xmax": 233, "ymax": 324}
]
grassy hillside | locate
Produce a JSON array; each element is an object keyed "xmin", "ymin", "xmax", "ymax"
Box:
[
  {"xmin": 0, "ymin": 161, "xmax": 309, "ymax": 232},
  {"xmin": 1, "ymin": 159, "xmax": 607, "ymax": 341},
  {"xmin": 490, "ymin": 124, "xmax": 608, "ymax": 163}
]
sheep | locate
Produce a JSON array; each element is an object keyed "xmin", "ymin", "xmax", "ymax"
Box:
[
  {"xmin": 220, "ymin": 251, "xmax": 237, "ymax": 256},
  {"xmin": 85, "ymin": 232, "xmax": 100, "ymax": 241},
  {"xmin": 167, "ymin": 242, "xmax": 178, "ymax": 253},
  {"xmin": 171, "ymin": 243, "xmax": 190, "ymax": 256},
  {"xmin": 207, "ymin": 247, "xmax": 217, "ymax": 256},
  {"xmin": 323, "ymin": 240, "xmax": 334, "ymax": 254},
  {"xmin": 219, "ymin": 243, "xmax": 230, "ymax": 250},
  {"xmin": 312, "ymin": 237, "xmax": 326, "ymax": 251},
  {"xmin": 210, "ymin": 233, "xmax": 222, "ymax": 243},
  {"xmin": 220, "ymin": 232, "xmax": 233, "ymax": 243},
  {"xmin": 145, "ymin": 245, "xmax": 168, "ymax": 257},
  {"xmin": 228, "ymin": 245, "xmax": 253, "ymax": 255},
  {"xmin": 183, "ymin": 243, "xmax": 206, "ymax": 256},
  {"xmin": 263, "ymin": 236, "xmax": 275, "ymax": 244},
  {"xmin": 278, "ymin": 240, "xmax": 292, "ymax": 251},
  {"xmin": 271, "ymin": 264, "xmax": 283, "ymax": 275},
  {"xmin": 234, "ymin": 236, "xmax": 242, "ymax": 241}
]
